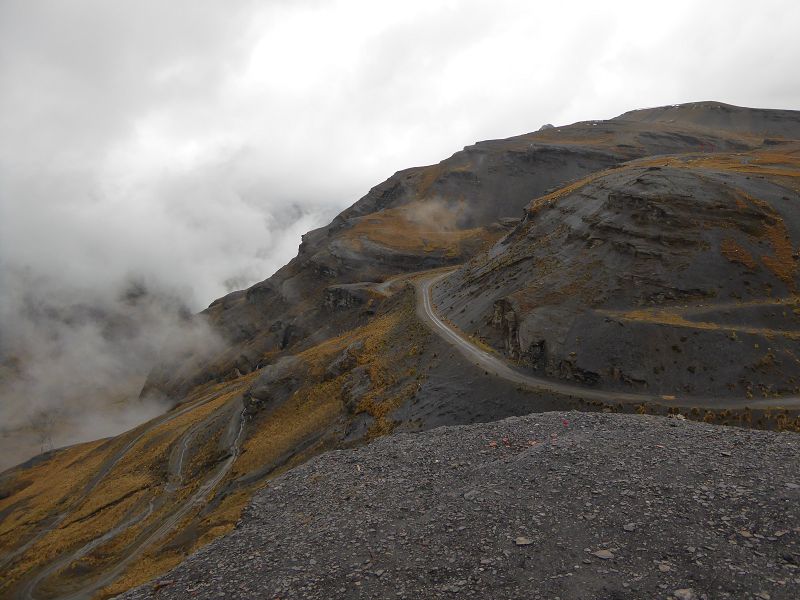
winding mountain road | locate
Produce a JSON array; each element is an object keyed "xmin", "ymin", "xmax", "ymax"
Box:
[
  {"xmin": 11, "ymin": 393, "xmax": 246, "ymax": 600},
  {"xmin": 47, "ymin": 402, "xmax": 248, "ymax": 600},
  {"xmin": 9, "ymin": 268, "xmax": 800, "ymax": 599},
  {"xmin": 16, "ymin": 502, "xmax": 156, "ymax": 600},
  {"xmin": 0, "ymin": 387, "xmax": 232, "ymax": 573},
  {"xmin": 414, "ymin": 271, "xmax": 800, "ymax": 410}
]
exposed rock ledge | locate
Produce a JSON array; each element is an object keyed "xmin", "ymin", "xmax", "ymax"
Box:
[{"xmin": 121, "ymin": 412, "xmax": 800, "ymax": 600}]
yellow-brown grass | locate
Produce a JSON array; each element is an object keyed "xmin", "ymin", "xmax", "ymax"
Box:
[
  {"xmin": 761, "ymin": 220, "xmax": 797, "ymax": 289},
  {"xmin": 91, "ymin": 292, "xmax": 430, "ymax": 597},
  {"xmin": 344, "ymin": 203, "xmax": 497, "ymax": 258},
  {"xmin": 0, "ymin": 440, "xmax": 109, "ymax": 552},
  {"xmin": 600, "ymin": 307, "xmax": 800, "ymax": 340},
  {"xmin": 631, "ymin": 147, "xmax": 800, "ymax": 180},
  {"xmin": 415, "ymin": 161, "xmax": 474, "ymax": 197},
  {"xmin": 417, "ymin": 163, "xmax": 446, "ymax": 196},
  {"xmin": 0, "ymin": 380, "xmax": 250, "ymax": 594},
  {"xmin": 527, "ymin": 171, "xmax": 612, "ymax": 216},
  {"xmin": 720, "ymin": 237, "xmax": 758, "ymax": 270},
  {"xmin": 98, "ymin": 486, "xmax": 253, "ymax": 599}
]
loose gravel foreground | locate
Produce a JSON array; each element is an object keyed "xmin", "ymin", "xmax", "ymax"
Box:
[{"xmin": 120, "ymin": 412, "xmax": 800, "ymax": 600}]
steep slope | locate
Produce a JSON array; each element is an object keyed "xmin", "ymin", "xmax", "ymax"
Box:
[
  {"xmin": 2, "ymin": 102, "xmax": 800, "ymax": 599},
  {"xmin": 143, "ymin": 104, "xmax": 774, "ymax": 400},
  {"xmin": 436, "ymin": 143, "xmax": 800, "ymax": 399}
]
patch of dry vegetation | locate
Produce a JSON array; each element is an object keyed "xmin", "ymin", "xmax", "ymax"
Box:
[
  {"xmin": 0, "ymin": 380, "xmax": 250, "ymax": 595},
  {"xmin": 282, "ymin": 289, "xmax": 427, "ymax": 439},
  {"xmin": 721, "ymin": 237, "xmax": 758, "ymax": 270},
  {"xmin": 632, "ymin": 146, "xmax": 800, "ymax": 181},
  {"xmin": 601, "ymin": 307, "xmax": 800, "ymax": 340},
  {"xmin": 691, "ymin": 151, "xmax": 800, "ymax": 179},
  {"xmin": 0, "ymin": 440, "xmax": 108, "ymax": 553},
  {"xmin": 415, "ymin": 161, "xmax": 474, "ymax": 197},
  {"xmin": 236, "ymin": 379, "xmax": 343, "ymax": 477},
  {"xmin": 416, "ymin": 163, "xmax": 446, "ymax": 197},
  {"xmin": 728, "ymin": 190, "xmax": 798, "ymax": 290},
  {"xmin": 761, "ymin": 219, "xmax": 797, "ymax": 289},
  {"xmin": 99, "ymin": 291, "xmax": 430, "ymax": 596},
  {"xmin": 527, "ymin": 171, "xmax": 611, "ymax": 216},
  {"xmin": 630, "ymin": 152, "xmax": 798, "ymax": 289},
  {"xmin": 594, "ymin": 400, "xmax": 800, "ymax": 432},
  {"xmin": 99, "ymin": 486, "xmax": 254, "ymax": 599},
  {"xmin": 344, "ymin": 203, "xmax": 497, "ymax": 258},
  {"xmin": 354, "ymin": 306, "xmax": 427, "ymax": 436}
]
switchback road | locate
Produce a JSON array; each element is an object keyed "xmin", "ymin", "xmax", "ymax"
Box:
[{"xmin": 414, "ymin": 271, "xmax": 800, "ymax": 410}]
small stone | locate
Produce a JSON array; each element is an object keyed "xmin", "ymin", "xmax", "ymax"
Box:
[
  {"xmin": 774, "ymin": 530, "xmax": 789, "ymax": 537},
  {"xmin": 463, "ymin": 490, "xmax": 480, "ymax": 500},
  {"xmin": 515, "ymin": 536, "xmax": 534, "ymax": 546},
  {"xmin": 673, "ymin": 588, "xmax": 696, "ymax": 600},
  {"xmin": 720, "ymin": 451, "xmax": 732, "ymax": 457},
  {"xmin": 623, "ymin": 523, "xmax": 636, "ymax": 532},
  {"xmin": 592, "ymin": 549, "xmax": 614, "ymax": 560},
  {"xmin": 658, "ymin": 563, "xmax": 671, "ymax": 573},
  {"xmin": 739, "ymin": 530, "xmax": 753, "ymax": 538},
  {"xmin": 785, "ymin": 483, "xmax": 799, "ymax": 489},
  {"xmin": 755, "ymin": 592, "xmax": 771, "ymax": 600}
]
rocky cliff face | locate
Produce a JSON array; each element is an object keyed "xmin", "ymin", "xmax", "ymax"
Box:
[{"xmin": 436, "ymin": 144, "xmax": 800, "ymax": 398}]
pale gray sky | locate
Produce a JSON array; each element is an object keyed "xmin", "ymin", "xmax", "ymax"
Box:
[
  {"xmin": 1, "ymin": 0, "xmax": 799, "ymax": 307},
  {"xmin": 1, "ymin": 1, "xmax": 799, "ymax": 466}
]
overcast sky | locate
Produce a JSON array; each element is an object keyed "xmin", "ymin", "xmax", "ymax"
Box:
[
  {"xmin": 2, "ymin": 0, "xmax": 800, "ymax": 309},
  {"xmin": 1, "ymin": 1, "xmax": 799, "ymax": 464}
]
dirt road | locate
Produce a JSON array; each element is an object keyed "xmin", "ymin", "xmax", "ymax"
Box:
[{"xmin": 414, "ymin": 271, "xmax": 800, "ymax": 410}]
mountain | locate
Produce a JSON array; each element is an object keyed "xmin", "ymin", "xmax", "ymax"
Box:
[
  {"xmin": 436, "ymin": 138, "xmax": 800, "ymax": 398},
  {"xmin": 1, "ymin": 102, "xmax": 800, "ymax": 599},
  {"xmin": 142, "ymin": 102, "xmax": 786, "ymax": 400}
]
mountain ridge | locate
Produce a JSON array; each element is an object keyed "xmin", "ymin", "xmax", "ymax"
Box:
[
  {"xmin": 144, "ymin": 101, "xmax": 800, "ymax": 402},
  {"xmin": 2, "ymin": 101, "xmax": 800, "ymax": 599}
]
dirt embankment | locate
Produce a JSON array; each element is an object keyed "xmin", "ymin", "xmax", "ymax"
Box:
[{"xmin": 121, "ymin": 411, "xmax": 800, "ymax": 600}]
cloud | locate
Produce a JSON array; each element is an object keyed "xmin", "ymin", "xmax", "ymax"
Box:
[
  {"xmin": 1, "ymin": 0, "xmax": 799, "ymax": 467},
  {"xmin": 0, "ymin": 268, "xmax": 224, "ymax": 470}
]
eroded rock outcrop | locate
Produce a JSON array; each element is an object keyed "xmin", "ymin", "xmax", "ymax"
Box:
[{"xmin": 440, "ymin": 150, "xmax": 800, "ymax": 398}]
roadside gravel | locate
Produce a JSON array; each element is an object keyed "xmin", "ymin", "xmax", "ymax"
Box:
[{"xmin": 120, "ymin": 411, "xmax": 800, "ymax": 600}]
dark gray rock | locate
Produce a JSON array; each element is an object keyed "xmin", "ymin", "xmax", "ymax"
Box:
[
  {"xmin": 324, "ymin": 341, "xmax": 364, "ymax": 381},
  {"xmin": 119, "ymin": 412, "xmax": 800, "ymax": 600}
]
